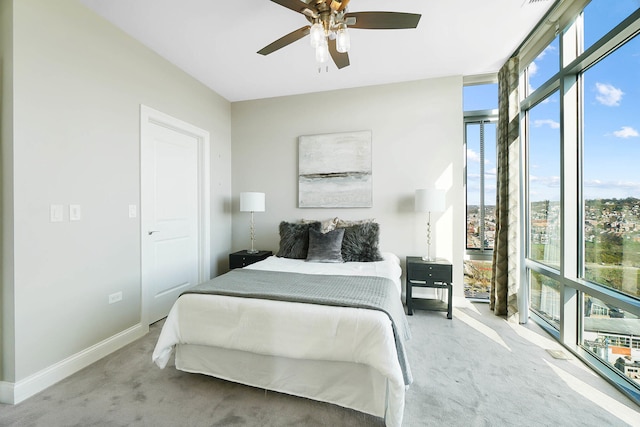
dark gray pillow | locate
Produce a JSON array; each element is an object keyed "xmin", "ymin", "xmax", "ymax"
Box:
[
  {"xmin": 276, "ymin": 221, "xmax": 321, "ymax": 259},
  {"xmin": 306, "ymin": 228, "xmax": 345, "ymax": 263},
  {"xmin": 340, "ymin": 222, "xmax": 384, "ymax": 262}
]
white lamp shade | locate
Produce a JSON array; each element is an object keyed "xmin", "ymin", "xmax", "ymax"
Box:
[
  {"xmin": 415, "ymin": 189, "xmax": 445, "ymax": 212},
  {"xmin": 240, "ymin": 192, "xmax": 265, "ymax": 212}
]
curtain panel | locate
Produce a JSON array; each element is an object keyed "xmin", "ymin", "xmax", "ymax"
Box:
[{"xmin": 490, "ymin": 57, "xmax": 520, "ymax": 320}]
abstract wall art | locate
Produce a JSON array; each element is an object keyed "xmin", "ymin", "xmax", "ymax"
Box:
[{"xmin": 298, "ymin": 130, "xmax": 372, "ymax": 208}]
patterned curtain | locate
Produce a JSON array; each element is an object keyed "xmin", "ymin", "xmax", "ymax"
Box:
[{"xmin": 490, "ymin": 57, "xmax": 520, "ymax": 320}]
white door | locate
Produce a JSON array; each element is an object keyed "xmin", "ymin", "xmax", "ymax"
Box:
[{"xmin": 141, "ymin": 106, "xmax": 210, "ymax": 324}]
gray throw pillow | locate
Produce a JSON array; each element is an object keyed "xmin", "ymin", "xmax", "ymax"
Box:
[
  {"xmin": 306, "ymin": 228, "xmax": 345, "ymax": 263},
  {"xmin": 340, "ymin": 222, "xmax": 384, "ymax": 262},
  {"xmin": 276, "ymin": 221, "xmax": 321, "ymax": 259}
]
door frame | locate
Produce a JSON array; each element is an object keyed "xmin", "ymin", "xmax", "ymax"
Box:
[{"xmin": 140, "ymin": 104, "xmax": 211, "ymax": 325}]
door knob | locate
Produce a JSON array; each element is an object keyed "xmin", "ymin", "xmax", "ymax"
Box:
[{"xmin": 148, "ymin": 230, "xmax": 160, "ymax": 235}]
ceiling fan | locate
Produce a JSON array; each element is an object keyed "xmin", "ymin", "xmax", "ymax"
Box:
[{"xmin": 257, "ymin": 0, "xmax": 421, "ymax": 69}]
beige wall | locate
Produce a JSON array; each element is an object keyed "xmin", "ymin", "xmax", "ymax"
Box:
[
  {"xmin": 231, "ymin": 77, "xmax": 465, "ymax": 298},
  {"xmin": 3, "ymin": 0, "xmax": 232, "ymax": 385}
]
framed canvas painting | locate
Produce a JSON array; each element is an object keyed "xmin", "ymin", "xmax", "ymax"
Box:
[{"xmin": 298, "ymin": 130, "xmax": 372, "ymax": 208}]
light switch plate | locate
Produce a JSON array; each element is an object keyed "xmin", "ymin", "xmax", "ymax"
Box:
[
  {"xmin": 50, "ymin": 204, "xmax": 64, "ymax": 222},
  {"xmin": 128, "ymin": 204, "xmax": 137, "ymax": 218},
  {"xmin": 69, "ymin": 204, "xmax": 82, "ymax": 221}
]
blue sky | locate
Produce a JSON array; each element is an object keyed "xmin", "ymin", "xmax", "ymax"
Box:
[
  {"xmin": 529, "ymin": 0, "xmax": 639, "ymax": 202},
  {"xmin": 467, "ymin": 0, "xmax": 639, "ymax": 205}
]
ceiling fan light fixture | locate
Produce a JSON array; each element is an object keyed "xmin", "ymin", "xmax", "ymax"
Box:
[
  {"xmin": 315, "ymin": 39, "xmax": 330, "ymax": 63},
  {"xmin": 336, "ymin": 26, "xmax": 350, "ymax": 53},
  {"xmin": 260, "ymin": 2, "xmax": 421, "ymax": 70},
  {"xmin": 310, "ymin": 22, "xmax": 324, "ymax": 48}
]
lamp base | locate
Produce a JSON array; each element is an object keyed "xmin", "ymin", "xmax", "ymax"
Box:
[
  {"xmin": 422, "ymin": 256, "xmax": 436, "ymax": 262},
  {"xmin": 246, "ymin": 249, "xmax": 259, "ymax": 254}
]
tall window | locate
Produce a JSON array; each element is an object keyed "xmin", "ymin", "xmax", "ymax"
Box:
[
  {"xmin": 527, "ymin": 91, "xmax": 561, "ymax": 270},
  {"xmin": 521, "ymin": 0, "xmax": 640, "ymax": 403},
  {"xmin": 464, "ymin": 83, "xmax": 497, "ymax": 299},
  {"xmin": 466, "ymin": 121, "xmax": 497, "ymax": 253},
  {"xmin": 579, "ymin": 27, "xmax": 640, "ymax": 388},
  {"xmin": 527, "ymin": 91, "xmax": 561, "ymax": 326},
  {"xmin": 527, "ymin": 36, "xmax": 559, "ymax": 96},
  {"xmin": 582, "ymin": 36, "xmax": 640, "ymax": 299}
]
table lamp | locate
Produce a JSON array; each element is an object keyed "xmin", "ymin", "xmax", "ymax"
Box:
[
  {"xmin": 240, "ymin": 192, "xmax": 265, "ymax": 254},
  {"xmin": 415, "ymin": 189, "xmax": 445, "ymax": 261}
]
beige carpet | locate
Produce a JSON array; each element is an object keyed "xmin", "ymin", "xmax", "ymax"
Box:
[{"xmin": 1, "ymin": 302, "xmax": 639, "ymax": 426}]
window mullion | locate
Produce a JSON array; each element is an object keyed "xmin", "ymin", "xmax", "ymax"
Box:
[
  {"xmin": 480, "ymin": 122, "xmax": 486, "ymax": 253},
  {"xmin": 559, "ymin": 11, "xmax": 581, "ymax": 349}
]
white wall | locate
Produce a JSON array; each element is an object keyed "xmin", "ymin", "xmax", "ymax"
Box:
[
  {"xmin": 231, "ymin": 77, "xmax": 465, "ymax": 298},
  {"xmin": 2, "ymin": 0, "xmax": 232, "ymax": 392}
]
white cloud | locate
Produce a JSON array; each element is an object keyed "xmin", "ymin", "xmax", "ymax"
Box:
[
  {"xmin": 595, "ymin": 82, "xmax": 624, "ymax": 106},
  {"xmin": 584, "ymin": 179, "xmax": 640, "ymax": 197},
  {"xmin": 527, "ymin": 45, "xmax": 556, "ymax": 82},
  {"xmin": 537, "ymin": 45, "xmax": 557, "ymax": 61},
  {"xmin": 613, "ymin": 126, "xmax": 639, "ymax": 138},
  {"xmin": 584, "ymin": 179, "xmax": 640, "ymax": 190},
  {"xmin": 467, "ymin": 148, "xmax": 481, "ymax": 162},
  {"xmin": 529, "ymin": 175, "xmax": 561, "ymax": 187},
  {"xmin": 533, "ymin": 119, "xmax": 560, "ymax": 129}
]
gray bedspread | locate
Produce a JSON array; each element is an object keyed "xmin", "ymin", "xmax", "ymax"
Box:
[{"xmin": 183, "ymin": 268, "xmax": 413, "ymax": 385}]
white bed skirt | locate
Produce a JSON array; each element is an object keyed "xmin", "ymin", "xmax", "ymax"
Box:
[{"xmin": 176, "ymin": 344, "xmax": 389, "ymax": 419}]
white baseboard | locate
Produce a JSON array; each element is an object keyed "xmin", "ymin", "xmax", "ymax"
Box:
[{"xmin": 0, "ymin": 323, "xmax": 148, "ymax": 405}]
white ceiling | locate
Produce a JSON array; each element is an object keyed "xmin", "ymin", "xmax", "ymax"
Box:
[{"xmin": 80, "ymin": 0, "xmax": 554, "ymax": 102}]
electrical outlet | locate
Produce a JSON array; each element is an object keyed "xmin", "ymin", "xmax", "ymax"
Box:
[
  {"xmin": 128, "ymin": 204, "xmax": 137, "ymax": 218},
  {"xmin": 108, "ymin": 291, "xmax": 123, "ymax": 304},
  {"xmin": 69, "ymin": 204, "xmax": 82, "ymax": 221}
]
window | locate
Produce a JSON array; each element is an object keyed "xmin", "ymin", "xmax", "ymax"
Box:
[
  {"xmin": 582, "ymin": 35, "xmax": 640, "ymax": 299},
  {"xmin": 530, "ymin": 271, "xmax": 560, "ymax": 329},
  {"xmin": 464, "ymin": 83, "xmax": 498, "ymax": 299},
  {"xmin": 521, "ymin": 5, "xmax": 640, "ymax": 403},
  {"xmin": 466, "ymin": 121, "xmax": 497, "ymax": 252},
  {"xmin": 464, "ymin": 83, "xmax": 498, "ymax": 111},
  {"xmin": 527, "ymin": 92, "xmax": 561, "ymax": 270},
  {"xmin": 583, "ymin": 0, "xmax": 640, "ymax": 50},
  {"xmin": 527, "ymin": 36, "xmax": 559, "ymax": 96},
  {"xmin": 582, "ymin": 292, "xmax": 640, "ymax": 386}
]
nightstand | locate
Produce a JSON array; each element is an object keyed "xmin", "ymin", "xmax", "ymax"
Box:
[
  {"xmin": 406, "ymin": 256, "xmax": 453, "ymax": 319},
  {"xmin": 229, "ymin": 250, "xmax": 272, "ymax": 269}
]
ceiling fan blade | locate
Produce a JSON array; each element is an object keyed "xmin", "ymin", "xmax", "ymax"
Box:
[
  {"xmin": 345, "ymin": 11, "xmax": 421, "ymax": 29},
  {"xmin": 328, "ymin": 38, "xmax": 350, "ymax": 69},
  {"xmin": 258, "ymin": 26, "xmax": 311, "ymax": 55},
  {"xmin": 270, "ymin": 0, "xmax": 313, "ymax": 15}
]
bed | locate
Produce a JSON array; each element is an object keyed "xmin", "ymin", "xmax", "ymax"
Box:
[{"xmin": 152, "ymin": 220, "xmax": 411, "ymax": 427}]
